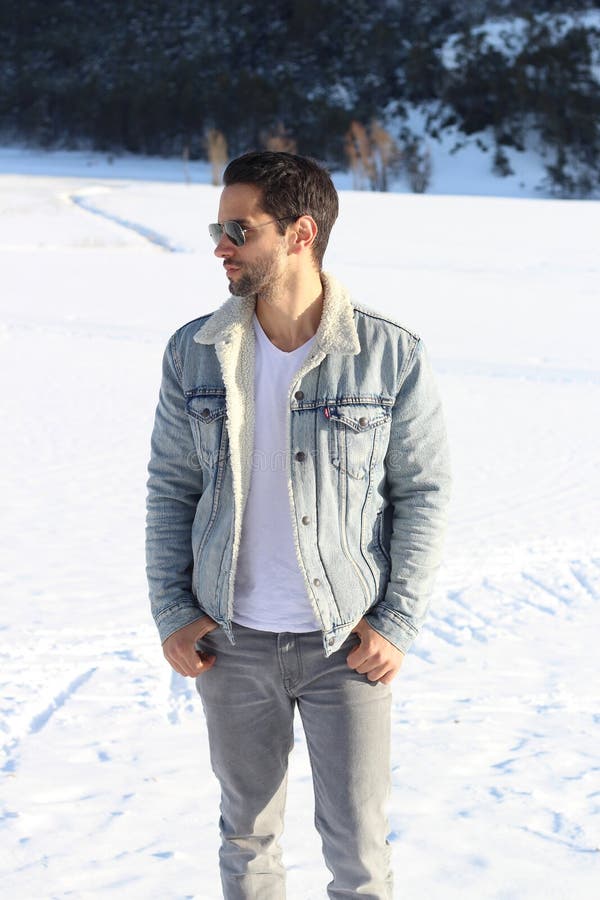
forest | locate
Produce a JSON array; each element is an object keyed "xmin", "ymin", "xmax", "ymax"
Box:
[{"xmin": 1, "ymin": 0, "xmax": 598, "ymax": 195}]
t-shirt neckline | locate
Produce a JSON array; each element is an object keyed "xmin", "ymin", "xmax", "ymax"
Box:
[{"xmin": 253, "ymin": 313, "xmax": 317, "ymax": 357}]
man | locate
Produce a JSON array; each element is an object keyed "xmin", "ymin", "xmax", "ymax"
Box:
[{"xmin": 146, "ymin": 151, "xmax": 451, "ymax": 899}]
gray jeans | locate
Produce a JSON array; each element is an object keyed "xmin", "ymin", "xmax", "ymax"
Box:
[{"xmin": 195, "ymin": 624, "xmax": 393, "ymax": 900}]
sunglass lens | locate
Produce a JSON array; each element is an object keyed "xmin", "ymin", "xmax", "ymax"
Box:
[
  {"xmin": 208, "ymin": 223, "xmax": 222, "ymax": 244},
  {"xmin": 208, "ymin": 221, "xmax": 245, "ymax": 246},
  {"xmin": 223, "ymin": 221, "xmax": 245, "ymax": 246}
]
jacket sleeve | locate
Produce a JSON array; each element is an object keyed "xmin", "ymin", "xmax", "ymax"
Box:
[
  {"xmin": 364, "ymin": 338, "xmax": 451, "ymax": 654},
  {"xmin": 145, "ymin": 333, "xmax": 206, "ymax": 644}
]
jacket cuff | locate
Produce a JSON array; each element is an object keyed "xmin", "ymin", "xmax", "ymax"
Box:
[
  {"xmin": 364, "ymin": 604, "xmax": 419, "ymax": 655},
  {"xmin": 155, "ymin": 601, "xmax": 206, "ymax": 645}
]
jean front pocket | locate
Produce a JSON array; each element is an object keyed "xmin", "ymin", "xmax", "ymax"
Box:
[
  {"xmin": 185, "ymin": 388, "xmax": 228, "ymax": 469},
  {"xmin": 327, "ymin": 402, "xmax": 392, "ymax": 480},
  {"xmin": 194, "ymin": 624, "xmax": 222, "ymax": 652}
]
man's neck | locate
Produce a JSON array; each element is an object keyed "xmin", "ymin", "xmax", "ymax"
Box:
[{"xmin": 255, "ymin": 269, "xmax": 324, "ymax": 352}]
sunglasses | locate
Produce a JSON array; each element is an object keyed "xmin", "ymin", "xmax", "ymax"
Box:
[{"xmin": 208, "ymin": 216, "xmax": 297, "ymax": 247}]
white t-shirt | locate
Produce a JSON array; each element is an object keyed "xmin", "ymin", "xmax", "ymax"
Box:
[{"xmin": 232, "ymin": 314, "xmax": 321, "ymax": 632}]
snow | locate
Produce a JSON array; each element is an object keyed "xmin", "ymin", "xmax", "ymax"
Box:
[
  {"xmin": 441, "ymin": 10, "xmax": 600, "ymax": 70},
  {"xmin": 1, "ymin": 153, "xmax": 599, "ymax": 899},
  {"xmin": 0, "ymin": 132, "xmax": 565, "ymax": 201}
]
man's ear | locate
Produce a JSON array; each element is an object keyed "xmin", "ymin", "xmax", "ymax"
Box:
[{"xmin": 288, "ymin": 214, "xmax": 318, "ymax": 255}]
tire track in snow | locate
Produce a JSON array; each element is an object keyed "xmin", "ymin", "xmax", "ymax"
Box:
[
  {"xmin": 167, "ymin": 670, "xmax": 198, "ymax": 725},
  {"xmin": 520, "ymin": 824, "xmax": 600, "ymax": 855},
  {"xmin": 427, "ymin": 556, "xmax": 600, "ymax": 650},
  {"xmin": 65, "ymin": 186, "xmax": 191, "ymax": 253},
  {"xmin": 29, "ymin": 667, "xmax": 97, "ymax": 734},
  {"xmin": 2, "ymin": 667, "xmax": 97, "ymax": 772},
  {"xmin": 436, "ymin": 357, "xmax": 600, "ymax": 385},
  {"xmin": 2, "ymin": 314, "xmax": 164, "ymax": 345},
  {"xmin": 569, "ymin": 559, "xmax": 600, "ymax": 601}
]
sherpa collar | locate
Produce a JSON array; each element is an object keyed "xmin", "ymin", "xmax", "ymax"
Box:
[{"xmin": 193, "ymin": 271, "xmax": 360, "ymax": 355}]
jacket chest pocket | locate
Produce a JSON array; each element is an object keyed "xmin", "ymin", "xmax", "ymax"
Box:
[
  {"xmin": 327, "ymin": 402, "xmax": 391, "ymax": 480},
  {"xmin": 185, "ymin": 390, "xmax": 228, "ymax": 469}
]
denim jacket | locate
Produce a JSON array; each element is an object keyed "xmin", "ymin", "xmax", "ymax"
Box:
[{"xmin": 146, "ymin": 272, "xmax": 451, "ymax": 656}]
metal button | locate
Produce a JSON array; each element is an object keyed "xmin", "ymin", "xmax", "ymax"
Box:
[
  {"xmin": 313, "ymin": 577, "xmax": 321, "ymax": 587},
  {"xmin": 294, "ymin": 390, "xmax": 304, "ymax": 401},
  {"xmin": 295, "ymin": 451, "xmax": 306, "ymax": 462},
  {"xmin": 202, "ymin": 408, "xmax": 210, "ymax": 417},
  {"xmin": 328, "ymin": 637, "xmax": 335, "ymax": 646},
  {"xmin": 302, "ymin": 515, "xmax": 310, "ymax": 525},
  {"xmin": 358, "ymin": 416, "xmax": 368, "ymax": 427}
]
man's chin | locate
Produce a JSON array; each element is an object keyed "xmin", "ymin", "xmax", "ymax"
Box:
[
  {"xmin": 228, "ymin": 277, "xmax": 254, "ymax": 298},
  {"xmin": 226, "ymin": 275, "xmax": 240, "ymax": 295}
]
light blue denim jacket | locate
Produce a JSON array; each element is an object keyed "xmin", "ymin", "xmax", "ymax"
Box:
[{"xmin": 146, "ymin": 272, "xmax": 451, "ymax": 656}]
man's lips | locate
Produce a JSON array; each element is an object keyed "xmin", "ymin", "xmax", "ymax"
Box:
[{"xmin": 224, "ymin": 263, "xmax": 241, "ymax": 276}]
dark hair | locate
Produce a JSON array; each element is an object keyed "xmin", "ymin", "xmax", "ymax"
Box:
[{"xmin": 222, "ymin": 151, "xmax": 338, "ymax": 268}]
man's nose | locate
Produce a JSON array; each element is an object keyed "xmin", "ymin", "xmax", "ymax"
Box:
[{"xmin": 214, "ymin": 233, "xmax": 235, "ymax": 258}]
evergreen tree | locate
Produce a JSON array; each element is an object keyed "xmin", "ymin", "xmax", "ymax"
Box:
[{"xmin": 0, "ymin": 0, "xmax": 597, "ymax": 194}]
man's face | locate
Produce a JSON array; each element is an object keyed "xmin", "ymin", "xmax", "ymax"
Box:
[{"xmin": 213, "ymin": 183, "xmax": 289, "ymax": 298}]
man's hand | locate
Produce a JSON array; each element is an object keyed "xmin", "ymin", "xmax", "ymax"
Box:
[
  {"xmin": 346, "ymin": 619, "xmax": 405, "ymax": 684},
  {"xmin": 162, "ymin": 616, "xmax": 220, "ymax": 677}
]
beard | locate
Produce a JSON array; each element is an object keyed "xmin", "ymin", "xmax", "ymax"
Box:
[{"xmin": 227, "ymin": 248, "xmax": 285, "ymax": 300}]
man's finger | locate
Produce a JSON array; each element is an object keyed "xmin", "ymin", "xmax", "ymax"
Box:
[
  {"xmin": 365, "ymin": 665, "xmax": 389, "ymax": 682},
  {"xmin": 183, "ymin": 651, "xmax": 216, "ymax": 676},
  {"xmin": 166, "ymin": 647, "xmax": 216, "ymax": 677},
  {"xmin": 352, "ymin": 647, "xmax": 385, "ymax": 673},
  {"xmin": 355, "ymin": 659, "xmax": 379, "ymax": 675},
  {"xmin": 196, "ymin": 652, "xmax": 216, "ymax": 674},
  {"xmin": 346, "ymin": 646, "xmax": 369, "ymax": 670}
]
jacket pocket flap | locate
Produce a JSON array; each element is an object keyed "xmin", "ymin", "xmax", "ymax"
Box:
[
  {"xmin": 328, "ymin": 404, "xmax": 391, "ymax": 433},
  {"xmin": 185, "ymin": 393, "xmax": 227, "ymax": 423}
]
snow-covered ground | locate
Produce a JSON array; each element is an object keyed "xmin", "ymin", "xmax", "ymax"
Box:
[
  {"xmin": 1, "ymin": 156, "xmax": 599, "ymax": 899},
  {"xmin": 0, "ymin": 134, "xmax": 555, "ymax": 199}
]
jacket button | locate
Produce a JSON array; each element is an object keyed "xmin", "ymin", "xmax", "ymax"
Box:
[
  {"xmin": 202, "ymin": 408, "xmax": 210, "ymax": 417},
  {"xmin": 313, "ymin": 577, "xmax": 321, "ymax": 587},
  {"xmin": 328, "ymin": 637, "xmax": 335, "ymax": 646},
  {"xmin": 358, "ymin": 416, "xmax": 368, "ymax": 427},
  {"xmin": 302, "ymin": 515, "xmax": 310, "ymax": 525},
  {"xmin": 295, "ymin": 451, "xmax": 306, "ymax": 462},
  {"xmin": 295, "ymin": 390, "xmax": 304, "ymax": 401}
]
